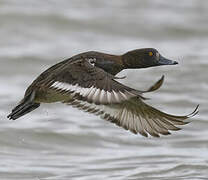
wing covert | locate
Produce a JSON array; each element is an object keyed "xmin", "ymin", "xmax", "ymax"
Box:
[{"xmin": 44, "ymin": 58, "xmax": 145, "ymax": 104}]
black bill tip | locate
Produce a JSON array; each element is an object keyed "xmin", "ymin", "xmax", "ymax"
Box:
[
  {"xmin": 158, "ymin": 55, "xmax": 178, "ymax": 66},
  {"xmin": 173, "ymin": 61, "xmax": 178, "ymax": 65}
]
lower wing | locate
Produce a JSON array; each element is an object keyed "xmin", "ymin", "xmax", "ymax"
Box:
[{"xmin": 64, "ymin": 97, "xmax": 199, "ymax": 137}]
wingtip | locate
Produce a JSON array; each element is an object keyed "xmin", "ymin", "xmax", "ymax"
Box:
[
  {"xmin": 187, "ymin": 104, "xmax": 199, "ymax": 118},
  {"xmin": 160, "ymin": 75, "xmax": 165, "ymax": 84},
  {"xmin": 145, "ymin": 75, "xmax": 165, "ymax": 93}
]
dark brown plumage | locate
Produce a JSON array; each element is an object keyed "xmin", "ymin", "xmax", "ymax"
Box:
[{"xmin": 7, "ymin": 48, "xmax": 198, "ymax": 137}]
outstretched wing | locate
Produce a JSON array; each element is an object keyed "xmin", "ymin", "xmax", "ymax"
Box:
[
  {"xmin": 37, "ymin": 58, "xmax": 147, "ymax": 104},
  {"xmin": 64, "ymin": 98, "xmax": 199, "ymax": 137},
  {"xmin": 31, "ymin": 57, "xmax": 198, "ymax": 137}
]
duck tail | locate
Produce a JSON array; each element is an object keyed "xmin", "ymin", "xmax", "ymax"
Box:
[{"xmin": 7, "ymin": 91, "xmax": 40, "ymax": 120}]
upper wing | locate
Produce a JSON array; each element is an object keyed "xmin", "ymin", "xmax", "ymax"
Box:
[
  {"xmin": 38, "ymin": 58, "xmax": 148, "ymax": 104},
  {"xmin": 29, "ymin": 56, "xmax": 198, "ymax": 137},
  {"xmin": 64, "ymin": 97, "xmax": 199, "ymax": 137}
]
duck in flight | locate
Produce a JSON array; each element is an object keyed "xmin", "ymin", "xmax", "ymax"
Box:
[{"xmin": 7, "ymin": 48, "xmax": 199, "ymax": 137}]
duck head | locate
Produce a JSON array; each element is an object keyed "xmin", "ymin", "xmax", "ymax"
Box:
[{"xmin": 122, "ymin": 48, "xmax": 178, "ymax": 69}]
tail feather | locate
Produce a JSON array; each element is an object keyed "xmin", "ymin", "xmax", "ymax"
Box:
[{"xmin": 7, "ymin": 91, "xmax": 40, "ymax": 120}]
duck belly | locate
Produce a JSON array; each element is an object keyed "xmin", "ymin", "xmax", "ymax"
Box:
[{"xmin": 34, "ymin": 89, "xmax": 73, "ymax": 103}]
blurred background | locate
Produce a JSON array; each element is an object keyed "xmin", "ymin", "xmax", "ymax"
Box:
[{"xmin": 0, "ymin": 0, "xmax": 208, "ymax": 179}]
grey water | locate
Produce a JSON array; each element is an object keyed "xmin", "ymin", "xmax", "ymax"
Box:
[{"xmin": 0, "ymin": 0, "xmax": 208, "ymax": 179}]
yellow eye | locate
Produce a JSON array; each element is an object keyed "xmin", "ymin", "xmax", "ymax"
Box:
[{"xmin": 149, "ymin": 52, "xmax": 153, "ymax": 56}]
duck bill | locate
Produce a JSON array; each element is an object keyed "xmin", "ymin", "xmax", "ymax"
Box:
[{"xmin": 158, "ymin": 55, "xmax": 178, "ymax": 66}]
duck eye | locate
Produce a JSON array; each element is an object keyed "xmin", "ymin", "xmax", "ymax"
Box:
[{"xmin": 149, "ymin": 52, "xmax": 153, "ymax": 56}]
